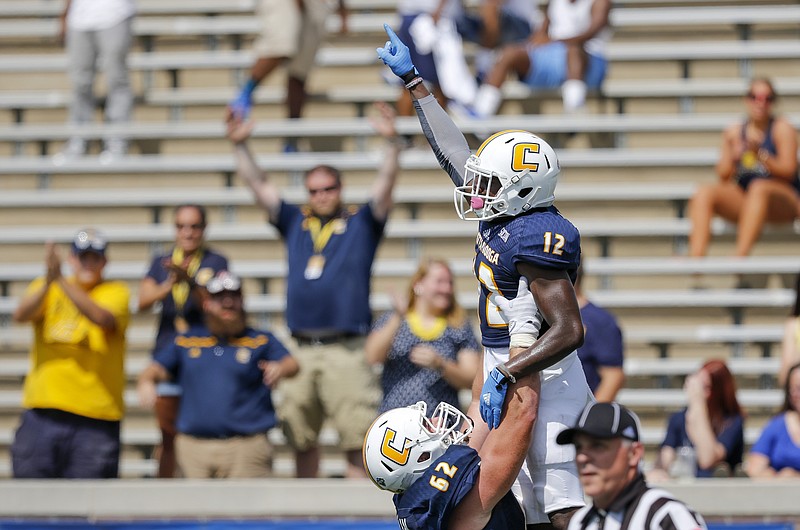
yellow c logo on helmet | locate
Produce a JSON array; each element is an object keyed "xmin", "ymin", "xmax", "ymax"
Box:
[
  {"xmin": 511, "ymin": 143, "xmax": 540, "ymax": 172},
  {"xmin": 380, "ymin": 428, "xmax": 411, "ymax": 465}
]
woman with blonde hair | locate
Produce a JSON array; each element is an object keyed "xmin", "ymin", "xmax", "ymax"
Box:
[{"xmin": 365, "ymin": 258, "xmax": 480, "ymax": 414}]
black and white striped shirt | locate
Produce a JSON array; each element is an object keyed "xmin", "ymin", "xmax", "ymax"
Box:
[{"xmin": 567, "ymin": 474, "xmax": 707, "ymax": 530}]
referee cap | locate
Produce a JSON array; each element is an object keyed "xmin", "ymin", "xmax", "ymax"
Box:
[{"xmin": 556, "ymin": 402, "xmax": 641, "ymax": 445}]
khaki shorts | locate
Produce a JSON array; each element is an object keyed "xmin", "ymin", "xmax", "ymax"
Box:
[
  {"xmin": 277, "ymin": 336, "xmax": 380, "ymax": 452},
  {"xmin": 175, "ymin": 432, "xmax": 273, "ymax": 478},
  {"xmin": 252, "ymin": 0, "xmax": 331, "ymax": 81}
]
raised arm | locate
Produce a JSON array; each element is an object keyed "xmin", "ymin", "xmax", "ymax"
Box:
[
  {"xmin": 368, "ymin": 102, "xmax": 401, "ymax": 222},
  {"xmin": 13, "ymin": 243, "xmax": 61, "ymax": 323},
  {"xmin": 377, "ymin": 24, "xmax": 472, "ymax": 187},
  {"xmin": 684, "ymin": 371, "xmax": 728, "ymax": 470},
  {"xmin": 226, "ymin": 115, "xmax": 282, "ymax": 223}
]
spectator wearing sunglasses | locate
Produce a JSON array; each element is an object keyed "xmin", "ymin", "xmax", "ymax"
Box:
[
  {"xmin": 225, "ymin": 102, "xmax": 402, "ymax": 479},
  {"xmin": 137, "ymin": 204, "xmax": 229, "ymax": 478},
  {"xmin": 688, "ymin": 78, "xmax": 800, "ymax": 259},
  {"xmin": 137, "ymin": 271, "xmax": 298, "ymax": 478},
  {"xmin": 11, "ymin": 229, "xmax": 130, "ymax": 478}
]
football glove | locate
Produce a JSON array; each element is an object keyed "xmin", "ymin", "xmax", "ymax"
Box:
[
  {"xmin": 376, "ymin": 24, "xmax": 417, "ymax": 79},
  {"xmin": 480, "ymin": 366, "xmax": 513, "ymax": 430},
  {"xmin": 493, "ymin": 276, "xmax": 540, "ymax": 342}
]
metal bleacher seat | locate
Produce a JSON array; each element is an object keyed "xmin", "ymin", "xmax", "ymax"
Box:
[
  {"xmin": 2, "ymin": 113, "xmax": 800, "ymax": 153},
  {"xmin": 1, "ymin": 6, "xmax": 798, "ymax": 40}
]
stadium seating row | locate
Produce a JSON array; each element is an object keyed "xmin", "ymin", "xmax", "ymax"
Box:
[{"xmin": 1, "ymin": 6, "xmax": 798, "ymax": 41}]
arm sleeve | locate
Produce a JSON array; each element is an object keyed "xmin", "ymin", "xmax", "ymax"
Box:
[
  {"xmin": 413, "ymin": 94, "xmax": 472, "ymax": 187},
  {"xmin": 273, "ymin": 200, "xmax": 296, "ymax": 234},
  {"xmin": 264, "ymin": 333, "xmax": 291, "ymax": 361},
  {"xmin": 145, "ymin": 256, "xmax": 165, "ymax": 282},
  {"xmin": 154, "ymin": 342, "xmax": 180, "ymax": 378}
]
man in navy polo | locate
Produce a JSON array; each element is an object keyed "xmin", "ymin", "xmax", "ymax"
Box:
[
  {"xmin": 225, "ymin": 102, "xmax": 402, "ymax": 478},
  {"xmin": 137, "ymin": 271, "xmax": 299, "ymax": 478}
]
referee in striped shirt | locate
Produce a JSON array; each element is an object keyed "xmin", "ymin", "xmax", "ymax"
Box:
[{"xmin": 557, "ymin": 402, "xmax": 707, "ymax": 530}]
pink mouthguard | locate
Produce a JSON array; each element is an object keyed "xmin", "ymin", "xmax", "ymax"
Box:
[{"xmin": 470, "ymin": 197, "xmax": 485, "ymax": 209}]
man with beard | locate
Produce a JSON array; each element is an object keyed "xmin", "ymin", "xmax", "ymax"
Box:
[{"xmin": 137, "ymin": 271, "xmax": 298, "ymax": 478}]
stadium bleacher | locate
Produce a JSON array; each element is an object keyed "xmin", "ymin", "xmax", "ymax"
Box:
[{"xmin": 0, "ymin": 3, "xmax": 798, "ymax": 518}]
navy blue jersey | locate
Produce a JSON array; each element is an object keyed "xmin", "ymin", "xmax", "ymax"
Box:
[
  {"xmin": 145, "ymin": 248, "xmax": 229, "ymax": 356},
  {"xmin": 394, "ymin": 445, "xmax": 525, "ymax": 529},
  {"xmin": 474, "ymin": 206, "xmax": 581, "ymax": 348},
  {"xmin": 275, "ymin": 201, "xmax": 385, "ymax": 336},
  {"xmin": 155, "ymin": 325, "xmax": 291, "ymax": 438}
]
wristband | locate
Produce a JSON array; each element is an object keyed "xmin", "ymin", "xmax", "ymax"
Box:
[
  {"xmin": 509, "ymin": 333, "xmax": 536, "ymax": 348},
  {"xmin": 405, "ymin": 76, "xmax": 424, "ymax": 90},
  {"xmin": 400, "ymin": 68, "xmax": 419, "ymax": 85}
]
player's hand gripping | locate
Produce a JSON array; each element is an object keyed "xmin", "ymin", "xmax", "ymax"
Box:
[
  {"xmin": 493, "ymin": 276, "xmax": 540, "ymax": 346},
  {"xmin": 376, "ymin": 24, "xmax": 417, "ymax": 80},
  {"xmin": 480, "ymin": 365, "xmax": 514, "ymax": 430}
]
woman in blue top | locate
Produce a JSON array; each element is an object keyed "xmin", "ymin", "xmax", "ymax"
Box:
[
  {"xmin": 653, "ymin": 359, "xmax": 745, "ymax": 478},
  {"xmin": 365, "ymin": 258, "xmax": 480, "ymax": 414},
  {"xmin": 688, "ymin": 78, "xmax": 800, "ymax": 258},
  {"xmin": 746, "ymin": 362, "xmax": 800, "ymax": 478}
]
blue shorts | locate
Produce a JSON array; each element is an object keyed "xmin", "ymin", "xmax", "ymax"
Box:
[
  {"xmin": 524, "ymin": 41, "xmax": 607, "ymax": 89},
  {"xmin": 398, "ymin": 14, "xmax": 439, "ymax": 85},
  {"xmin": 11, "ymin": 408, "xmax": 120, "ymax": 478}
]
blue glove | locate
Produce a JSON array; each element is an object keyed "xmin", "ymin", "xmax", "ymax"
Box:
[
  {"xmin": 480, "ymin": 366, "xmax": 511, "ymax": 430},
  {"xmin": 376, "ymin": 24, "xmax": 417, "ymax": 79},
  {"xmin": 229, "ymin": 79, "xmax": 256, "ymax": 120}
]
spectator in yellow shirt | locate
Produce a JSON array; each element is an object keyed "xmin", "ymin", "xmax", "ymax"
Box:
[{"xmin": 11, "ymin": 229, "xmax": 130, "ymax": 478}]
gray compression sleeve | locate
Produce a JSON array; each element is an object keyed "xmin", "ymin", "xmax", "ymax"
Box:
[{"xmin": 413, "ymin": 94, "xmax": 472, "ymax": 187}]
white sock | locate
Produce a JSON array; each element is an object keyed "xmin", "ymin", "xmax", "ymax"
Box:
[
  {"xmin": 562, "ymin": 79, "xmax": 587, "ymax": 113},
  {"xmin": 473, "ymin": 84, "xmax": 502, "ymax": 117}
]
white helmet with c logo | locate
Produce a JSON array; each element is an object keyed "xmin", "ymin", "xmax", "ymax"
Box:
[
  {"xmin": 362, "ymin": 401, "xmax": 473, "ymax": 493},
  {"xmin": 455, "ymin": 130, "xmax": 560, "ymax": 221}
]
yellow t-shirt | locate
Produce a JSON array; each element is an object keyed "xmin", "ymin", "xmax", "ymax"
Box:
[{"xmin": 21, "ymin": 277, "xmax": 130, "ymax": 421}]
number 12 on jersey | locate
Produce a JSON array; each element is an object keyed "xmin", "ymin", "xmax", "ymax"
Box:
[{"xmin": 543, "ymin": 231, "xmax": 565, "ymax": 255}]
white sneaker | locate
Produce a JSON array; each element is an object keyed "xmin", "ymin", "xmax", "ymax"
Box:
[
  {"xmin": 99, "ymin": 139, "xmax": 128, "ymax": 164},
  {"xmin": 52, "ymin": 138, "xmax": 86, "ymax": 165}
]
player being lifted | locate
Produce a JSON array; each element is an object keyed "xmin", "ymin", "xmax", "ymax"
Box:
[{"xmin": 376, "ymin": 25, "xmax": 593, "ymax": 529}]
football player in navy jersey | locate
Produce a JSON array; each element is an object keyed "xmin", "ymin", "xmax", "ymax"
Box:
[
  {"xmin": 364, "ymin": 347, "xmax": 540, "ymax": 530},
  {"xmin": 377, "ymin": 25, "xmax": 593, "ymax": 529}
]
